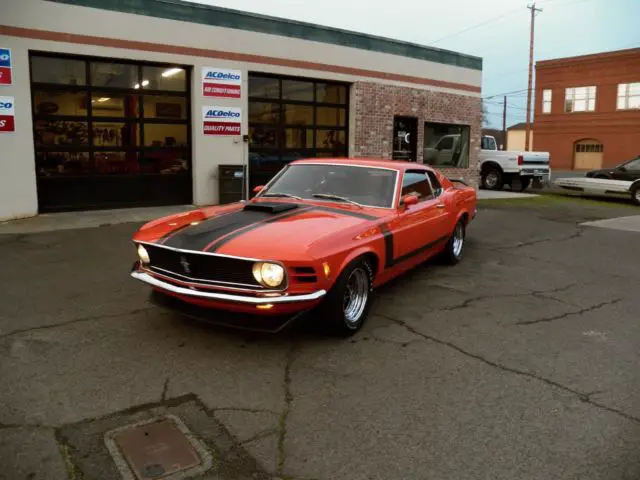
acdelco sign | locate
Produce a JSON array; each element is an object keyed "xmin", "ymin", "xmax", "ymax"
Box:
[
  {"xmin": 202, "ymin": 67, "xmax": 242, "ymax": 98},
  {"xmin": 0, "ymin": 48, "xmax": 13, "ymax": 85},
  {"xmin": 202, "ymin": 106, "xmax": 241, "ymax": 136},
  {"xmin": 0, "ymin": 96, "xmax": 15, "ymax": 133}
]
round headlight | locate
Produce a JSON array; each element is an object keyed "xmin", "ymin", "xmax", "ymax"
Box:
[
  {"xmin": 137, "ymin": 244, "xmax": 150, "ymax": 264},
  {"xmin": 252, "ymin": 262, "xmax": 285, "ymax": 288}
]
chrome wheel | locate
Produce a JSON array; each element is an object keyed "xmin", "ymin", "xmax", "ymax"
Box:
[
  {"xmin": 343, "ymin": 268, "xmax": 369, "ymax": 324},
  {"xmin": 485, "ymin": 172, "xmax": 499, "ymax": 188},
  {"xmin": 634, "ymin": 190, "xmax": 640, "ymax": 203},
  {"xmin": 453, "ymin": 222, "xmax": 464, "ymax": 258}
]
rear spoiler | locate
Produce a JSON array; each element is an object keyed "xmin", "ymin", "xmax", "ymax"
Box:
[{"xmin": 448, "ymin": 177, "xmax": 468, "ymax": 186}]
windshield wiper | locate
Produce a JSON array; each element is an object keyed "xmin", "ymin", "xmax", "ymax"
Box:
[
  {"xmin": 312, "ymin": 193, "xmax": 364, "ymax": 208},
  {"xmin": 262, "ymin": 192, "xmax": 304, "ymax": 200}
]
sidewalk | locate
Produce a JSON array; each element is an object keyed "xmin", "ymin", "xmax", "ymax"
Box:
[{"xmin": 0, "ymin": 205, "xmax": 193, "ymax": 234}]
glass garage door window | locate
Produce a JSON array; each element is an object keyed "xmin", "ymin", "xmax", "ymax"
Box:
[
  {"xmin": 30, "ymin": 52, "xmax": 192, "ymax": 212},
  {"xmin": 248, "ymin": 74, "xmax": 350, "ymax": 191}
]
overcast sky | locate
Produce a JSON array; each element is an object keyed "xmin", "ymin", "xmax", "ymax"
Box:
[{"xmin": 196, "ymin": 0, "xmax": 638, "ymax": 129}]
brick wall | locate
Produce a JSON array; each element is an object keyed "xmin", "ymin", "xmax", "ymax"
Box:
[{"xmin": 351, "ymin": 82, "xmax": 482, "ymax": 187}]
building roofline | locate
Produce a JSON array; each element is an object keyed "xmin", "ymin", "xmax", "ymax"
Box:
[
  {"xmin": 45, "ymin": 0, "xmax": 483, "ymax": 71},
  {"xmin": 536, "ymin": 47, "xmax": 640, "ymax": 67}
]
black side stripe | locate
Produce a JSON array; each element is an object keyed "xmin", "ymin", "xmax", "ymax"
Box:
[
  {"xmin": 205, "ymin": 207, "xmax": 314, "ymax": 252},
  {"xmin": 379, "ymin": 222, "xmax": 449, "ymax": 269}
]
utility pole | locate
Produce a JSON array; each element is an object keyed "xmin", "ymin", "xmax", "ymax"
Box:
[
  {"xmin": 502, "ymin": 96, "xmax": 507, "ymax": 150},
  {"xmin": 525, "ymin": 2, "xmax": 542, "ymax": 151}
]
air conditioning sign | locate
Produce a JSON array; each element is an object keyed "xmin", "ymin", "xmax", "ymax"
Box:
[
  {"xmin": 201, "ymin": 67, "xmax": 241, "ymax": 98},
  {"xmin": 0, "ymin": 48, "xmax": 13, "ymax": 85},
  {"xmin": 0, "ymin": 96, "xmax": 15, "ymax": 133},
  {"xmin": 202, "ymin": 106, "xmax": 241, "ymax": 136}
]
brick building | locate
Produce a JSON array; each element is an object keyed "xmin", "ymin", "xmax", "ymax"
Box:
[
  {"xmin": 0, "ymin": 0, "xmax": 481, "ymax": 220},
  {"xmin": 534, "ymin": 48, "xmax": 640, "ymax": 171}
]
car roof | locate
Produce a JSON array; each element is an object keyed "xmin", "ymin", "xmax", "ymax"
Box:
[{"xmin": 289, "ymin": 157, "xmax": 431, "ymax": 172}]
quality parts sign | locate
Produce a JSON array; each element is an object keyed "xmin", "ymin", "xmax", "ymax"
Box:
[
  {"xmin": 0, "ymin": 96, "xmax": 15, "ymax": 133},
  {"xmin": 202, "ymin": 106, "xmax": 241, "ymax": 136},
  {"xmin": 202, "ymin": 67, "xmax": 241, "ymax": 98}
]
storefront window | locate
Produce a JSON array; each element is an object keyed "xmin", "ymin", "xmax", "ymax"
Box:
[
  {"xmin": 316, "ymin": 83, "xmax": 347, "ymax": 104},
  {"xmin": 92, "ymin": 122, "xmax": 140, "ymax": 147},
  {"xmin": 284, "ymin": 128, "xmax": 313, "ymax": 149},
  {"xmin": 30, "ymin": 56, "xmax": 86, "ymax": 85},
  {"xmin": 143, "ymin": 124, "xmax": 188, "ymax": 147},
  {"xmin": 90, "ymin": 61, "xmax": 139, "ymax": 89},
  {"xmin": 249, "ymin": 77, "xmax": 280, "ymax": 98},
  {"xmin": 249, "ymin": 102, "xmax": 280, "ymax": 124},
  {"xmin": 91, "ymin": 94, "xmax": 140, "ymax": 118},
  {"xmin": 143, "ymin": 96, "xmax": 186, "ymax": 119},
  {"xmin": 282, "ymin": 79, "xmax": 314, "ymax": 101},
  {"xmin": 316, "ymin": 107, "xmax": 346, "ymax": 127},
  {"xmin": 36, "ymin": 151, "xmax": 91, "ymax": 176},
  {"xmin": 141, "ymin": 66, "xmax": 187, "ymax": 92},
  {"xmin": 34, "ymin": 120, "xmax": 89, "ymax": 147},
  {"xmin": 32, "ymin": 90, "xmax": 88, "ymax": 116},
  {"xmin": 249, "ymin": 125, "xmax": 279, "ymax": 148},
  {"xmin": 283, "ymin": 104, "xmax": 313, "ymax": 125},
  {"xmin": 423, "ymin": 122, "xmax": 470, "ymax": 169}
]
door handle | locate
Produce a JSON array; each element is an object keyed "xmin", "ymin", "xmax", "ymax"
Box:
[{"xmin": 436, "ymin": 204, "xmax": 446, "ymax": 208}]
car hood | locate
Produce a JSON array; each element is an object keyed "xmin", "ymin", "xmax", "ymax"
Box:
[{"xmin": 134, "ymin": 201, "xmax": 383, "ymax": 261}]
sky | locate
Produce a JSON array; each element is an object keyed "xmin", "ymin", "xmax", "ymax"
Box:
[{"xmin": 195, "ymin": 0, "xmax": 639, "ymax": 129}]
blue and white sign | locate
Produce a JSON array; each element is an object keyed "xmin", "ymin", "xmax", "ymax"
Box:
[{"xmin": 0, "ymin": 48, "xmax": 13, "ymax": 85}]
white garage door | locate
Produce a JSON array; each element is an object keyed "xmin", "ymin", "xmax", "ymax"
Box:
[{"xmin": 574, "ymin": 140, "xmax": 604, "ymax": 170}]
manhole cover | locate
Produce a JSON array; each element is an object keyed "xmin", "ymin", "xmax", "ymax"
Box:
[{"xmin": 105, "ymin": 415, "xmax": 212, "ymax": 479}]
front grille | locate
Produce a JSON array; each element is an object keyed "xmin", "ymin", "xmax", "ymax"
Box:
[{"xmin": 143, "ymin": 243, "xmax": 262, "ymax": 288}]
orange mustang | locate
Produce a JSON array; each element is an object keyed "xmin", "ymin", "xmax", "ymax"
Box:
[{"xmin": 131, "ymin": 159, "xmax": 477, "ymax": 336}]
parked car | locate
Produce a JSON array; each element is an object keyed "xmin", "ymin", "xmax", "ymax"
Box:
[
  {"xmin": 130, "ymin": 159, "xmax": 477, "ymax": 336},
  {"xmin": 476, "ymin": 135, "xmax": 551, "ymax": 191},
  {"xmin": 585, "ymin": 155, "xmax": 640, "ymax": 181},
  {"xmin": 554, "ymin": 177, "xmax": 640, "ymax": 206}
]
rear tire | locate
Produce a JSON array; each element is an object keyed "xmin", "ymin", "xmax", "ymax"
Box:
[
  {"xmin": 631, "ymin": 184, "xmax": 640, "ymax": 206},
  {"xmin": 317, "ymin": 257, "xmax": 374, "ymax": 337},
  {"xmin": 439, "ymin": 220, "xmax": 466, "ymax": 265},
  {"xmin": 481, "ymin": 168, "xmax": 504, "ymax": 190},
  {"xmin": 517, "ymin": 178, "xmax": 531, "ymax": 192}
]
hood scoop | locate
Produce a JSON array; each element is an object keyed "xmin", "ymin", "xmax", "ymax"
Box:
[{"xmin": 242, "ymin": 202, "xmax": 299, "ymax": 213}]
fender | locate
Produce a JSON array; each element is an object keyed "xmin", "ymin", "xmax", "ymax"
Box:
[
  {"xmin": 335, "ymin": 245, "xmax": 381, "ymax": 283},
  {"xmin": 630, "ymin": 179, "xmax": 640, "ymax": 191}
]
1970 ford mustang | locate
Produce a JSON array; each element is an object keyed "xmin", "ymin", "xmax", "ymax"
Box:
[{"xmin": 130, "ymin": 159, "xmax": 477, "ymax": 336}]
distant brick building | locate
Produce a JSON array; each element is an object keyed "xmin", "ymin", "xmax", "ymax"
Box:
[{"xmin": 534, "ymin": 48, "xmax": 640, "ymax": 170}]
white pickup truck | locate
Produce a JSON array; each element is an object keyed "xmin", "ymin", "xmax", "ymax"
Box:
[{"xmin": 424, "ymin": 134, "xmax": 551, "ymax": 191}]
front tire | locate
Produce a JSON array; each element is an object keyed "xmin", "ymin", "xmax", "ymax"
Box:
[
  {"xmin": 481, "ymin": 168, "xmax": 504, "ymax": 190},
  {"xmin": 317, "ymin": 257, "xmax": 373, "ymax": 337},
  {"xmin": 631, "ymin": 184, "xmax": 640, "ymax": 206},
  {"xmin": 439, "ymin": 220, "xmax": 466, "ymax": 265}
]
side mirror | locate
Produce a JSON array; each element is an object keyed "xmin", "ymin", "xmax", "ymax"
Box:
[
  {"xmin": 400, "ymin": 195, "xmax": 419, "ymax": 207},
  {"xmin": 253, "ymin": 185, "xmax": 265, "ymax": 193}
]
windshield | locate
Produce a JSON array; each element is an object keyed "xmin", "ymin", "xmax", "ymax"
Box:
[{"xmin": 260, "ymin": 163, "xmax": 398, "ymax": 208}]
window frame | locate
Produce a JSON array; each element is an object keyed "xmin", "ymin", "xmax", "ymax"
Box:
[
  {"xmin": 401, "ymin": 169, "xmax": 435, "ymax": 203},
  {"xmin": 423, "ymin": 121, "xmax": 471, "ymax": 169},
  {"xmin": 617, "ymin": 82, "xmax": 640, "ymax": 110},
  {"xmin": 28, "ymin": 51, "xmax": 192, "ymax": 178},
  {"xmin": 542, "ymin": 89, "xmax": 552, "ymax": 114},
  {"xmin": 564, "ymin": 86, "xmax": 597, "ymax": 113}
]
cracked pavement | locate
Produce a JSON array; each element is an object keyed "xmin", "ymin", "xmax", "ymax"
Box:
[{"xmin": 1, "ymin": 196, "xmax": 640, "ymax": 479}]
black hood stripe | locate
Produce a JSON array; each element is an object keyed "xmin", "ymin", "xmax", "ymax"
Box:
[
  {"xmin": 205, "ymin": 206, "xmax": 314, "ymax": 252},
  {"xmin": 157, "ymin": 209, "xmax": 239, "ymax": 245}
]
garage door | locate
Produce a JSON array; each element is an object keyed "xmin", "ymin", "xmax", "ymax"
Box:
[{"xmin": 574, "ymin": 140, "xmax": 603, "ymax": 170}]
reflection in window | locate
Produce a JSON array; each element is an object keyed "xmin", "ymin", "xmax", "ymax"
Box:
[
  {"xmin": 316, "ymin": 83, "xmax": 347, "ymax": 104},
  {"xmin": 90, "ymin": 62, "xmax": 138, "ymax": 89},
  {"xmin": 91, "ymin": 94, "xmax": 139, "ymax": 118},
  {"xmin": 249, "ymin": 102, "xmax": 280, "ymax": 124},
  {"xmin": 249, "ymin": 76, "xmax": 280, "ymax": 98},
  {"xmin": 33, "ymin": 90, "xmax": 88, "ymax": 116},
  {"xmin": 565, "ymin": 86, "xmax": 596, "ymax": 112},
  {"xmin": 316, "ymin": 107, "xmax": 346, "ymax": 126},
  {"xmin": 34, "ymin": 120, "xmax": 89, "ymax": 146},
  {"xmin": 250, "ymin": 125, "xmax": 278, "ymax": 148},
  {"xmin": 284, "ymin": 128, "xmax": 313, "ymax": 149},
  {"xmin": 316, "ymin": 129, "xmax": 345, "ymax": 149},
  {"xmin": 30, "ymin": 56, "xmax": 86, "ymax": 85},
  {"xmin": 423, "ymin": 122, "xmax": 470, "ymax": 168},
  {"xmin": 283, "ymin": 104, "xmax": 313, "ymax": 125},
  {"xmin": 282, "ymin": 79, "xmax": 314, "ymax": 101},
  {"xmin": 93, "ymin": 122, "xmax": 139, "ymax": 147},
  {"xmin": 36, "ymin": 151, "xmax": 91, "ymax": 175},
  {"xmin": 143, "ymin": 124, "xmax": 188, "ymax": 147},
  {"xmin": 143, "ymin": 96, "xmax": 186, "ymax": 119},
  {"xmin": 401, "ymin": 171, "xmax": 433, "ymax": 201},
  {"xmin": 141, "ymin": 66, "xmax": 187, "ymax": 91}
]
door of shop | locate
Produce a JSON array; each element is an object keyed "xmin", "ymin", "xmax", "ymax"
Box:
[
  {"xmin": 247, "ymin": 73, "xmax": 349, "ymax": 192},
  {"xmin": 392, "ymin": 116, "xmax": 417, "ymax": 161},
  {"xmin": 30, "ymin": 53, "xmax": 192, "ymax": 212}
]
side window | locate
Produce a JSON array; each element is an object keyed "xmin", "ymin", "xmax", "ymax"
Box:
[
  {"xmin": 439, "ymin": 136, "xmax": 454, "ymax": 150},
  {"xmin": 401, "ymin": 171, "xmax": 433, "ymax": 201},
  {"xmin": 426, "ymin": 171, "xmax": 443, "ymax": 197},
  {"xmin": 625, "ymin": 159, "xmax": 640, "ymax": 171}
]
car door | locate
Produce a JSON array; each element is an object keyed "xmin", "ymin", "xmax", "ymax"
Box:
[{"xmin": 386, "ymin": 170, "xmax": 449, "ymax": 265}]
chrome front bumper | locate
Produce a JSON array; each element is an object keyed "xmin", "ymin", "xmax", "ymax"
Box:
[{"xmin": 131, "ymin": 271, "xmax": 326, "ymax": 304}]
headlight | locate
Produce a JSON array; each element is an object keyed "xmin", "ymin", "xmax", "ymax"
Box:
[
  {"xmin": 252, "ymin": 262, "xmax": 285, "ymax": 288},
  {"xmin": 137, "ymin": 244, "xmax": 150, "ymax": 264}
]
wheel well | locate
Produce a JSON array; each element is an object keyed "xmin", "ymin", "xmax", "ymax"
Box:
[
  {"xmin": 460, "ymin": 212, "xmax": 470, "ymax": 225},
  {"xmin": 631, "ymin": 180, "xmax": 640, "ymax": 190},
  {"xmin": 481, "ymin": 161, "xmax": 503, "ymax": 174},
  {"xmin": 360, "ymin": 252, "xmax": 380, "ymax": 280}
]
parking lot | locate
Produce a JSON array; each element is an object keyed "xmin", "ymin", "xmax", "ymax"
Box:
[{"xmin": 2, "ymin": 195, "xmax": 640, "ymax": 480}]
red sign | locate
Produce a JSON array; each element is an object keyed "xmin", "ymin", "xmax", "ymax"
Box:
[
  {"xmin": 0, "ymin": 67, "xmax": 12, "ymax": 85},
  {"xmin": 203, "ymin": 121, "xmax": 241, "ymax": 135},
  {"xmin": 202, "ymin": 83, "xmax": 241, "ymax": 98},
  {"xmin": 0, "ymin": 115, "xmax": 15, "ymax": 132}
]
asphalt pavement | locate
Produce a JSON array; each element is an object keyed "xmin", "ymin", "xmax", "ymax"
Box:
[{"xmin": 1, "ymin": 195, "xmax": 640, "ymax": 480}]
